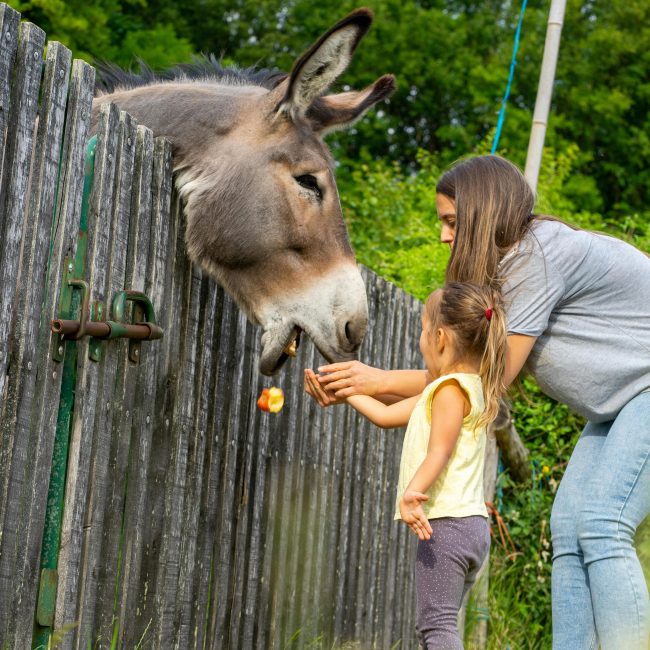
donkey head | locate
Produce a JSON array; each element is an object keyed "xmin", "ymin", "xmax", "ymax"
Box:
[
  {"xmin": 178, "ymin": 9, "xmax": 394, "ymax": 374},
  {"xmin": 93, "ymin": 8, "xmax": 394, "ymax": 375}
]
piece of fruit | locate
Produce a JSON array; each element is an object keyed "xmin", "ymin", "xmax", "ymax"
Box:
[{"xmin": 257, "ymin": 387, "xmax": 285, "ymax": 413}]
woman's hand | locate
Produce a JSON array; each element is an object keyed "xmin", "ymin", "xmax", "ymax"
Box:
[
  {"xmin": 315, "ymin": 360, "xmax": 386, "ymax": 398},
  {"xmin": 399, "ymin": 491, "xmax": 433, "ymax": 540},
  {"xmin": 304, "ymin": 368, "xmax": 344, "ymax": 407}
]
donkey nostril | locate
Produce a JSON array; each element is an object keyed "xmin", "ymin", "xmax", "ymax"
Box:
[
  {"xmin": 340, "ymin": 313, "xmax": 368, "ymax": 352},
  {"xmin": 345, "ymin": 321, "xmax": 353, "ymax": 344}
]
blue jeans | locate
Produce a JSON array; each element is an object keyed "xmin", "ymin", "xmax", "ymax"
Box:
[{"xmin": 550, "ymin": 390, "xmax": 650, "ymax": 650}]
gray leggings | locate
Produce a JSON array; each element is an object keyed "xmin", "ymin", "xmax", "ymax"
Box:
[{"xmin": 415, "ymin": 516, "xmax": 490, "ymax": 649}]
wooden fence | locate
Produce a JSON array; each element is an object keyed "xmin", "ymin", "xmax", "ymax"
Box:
[{"xmin": 0, "ymin": 5, "xmax": 497, "ymax": 648}]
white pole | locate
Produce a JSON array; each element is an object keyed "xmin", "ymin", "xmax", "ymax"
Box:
[{"xmin": 524, "ymin": 0, "xmax": 567, "ymax": 192}]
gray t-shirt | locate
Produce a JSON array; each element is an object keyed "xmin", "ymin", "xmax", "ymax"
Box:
[{"xmin": 501, "ymin": 218, "xmax": 650, "ymax": 422}]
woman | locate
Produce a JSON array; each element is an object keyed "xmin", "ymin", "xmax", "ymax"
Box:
[{"xmin": 306, "ymin": 155, "xmax": 650, "ymax": 650}]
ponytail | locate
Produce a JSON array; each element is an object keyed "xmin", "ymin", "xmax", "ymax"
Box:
[
  {"xmin": 477, "ymin": 289, "xmax": 507, "ymax": 427},
  {"xmin": 426, "ymin": 282, "xmax": 507, "ymax": 427}
]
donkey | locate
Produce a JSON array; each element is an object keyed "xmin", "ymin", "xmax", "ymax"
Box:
[{"xmin": 92, "ymin": 8, "xmax": 394, "ymax": 375}]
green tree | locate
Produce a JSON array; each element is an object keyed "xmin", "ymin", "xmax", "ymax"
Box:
[
  {"xmin": 9, "ymin": 0, "xmax": 194, "ymax": 67},
  {"xmin": 12, "ymin": 0, "xmax": 650, "ymax": 217}
]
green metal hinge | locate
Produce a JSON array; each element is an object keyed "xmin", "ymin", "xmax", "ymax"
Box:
[{"xmin": 50, "ymin": 256, "xmax": 89, "ymax": 362}]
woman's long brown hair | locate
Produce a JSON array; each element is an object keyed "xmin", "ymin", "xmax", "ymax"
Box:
[
  {"xmin": 437, "ymin": 155, "xmax": 536, "ymax": 288},
  {"xmin": 426, "ymin": 282, "xmax": 507, "ymax": 427}
]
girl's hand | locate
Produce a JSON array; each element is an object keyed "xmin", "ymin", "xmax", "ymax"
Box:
[
  {"xmin": 304, "ymin": 369, "xmax": 344, "ymax": 407},
  {"xmin": 399, "ymin": 491, "xmax": 433, "ymax": 540},
  {"xmin": 316, "ymin": 360, "xmax": 385, "ymax": 398}
]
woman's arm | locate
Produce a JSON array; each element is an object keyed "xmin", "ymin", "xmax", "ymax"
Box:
[
  {"xmin": 305, "ymin": 334, "xmax": 536, "ymax": 408},
  {"xmin": 345, "ymin": 394, "xmax": 421, "ymax": 429},
  {"xmin": 316, "ymin": 361, "xmax": 430, "ymax": 400},
  {"xmin": 505, "ymin": 334, "xmax": 537, "ymax": 387}
]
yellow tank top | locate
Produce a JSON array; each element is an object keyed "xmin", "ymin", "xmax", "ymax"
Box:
[{"xmin": 394, "ymin": 372, "xmax": 488, "ymax": 520}]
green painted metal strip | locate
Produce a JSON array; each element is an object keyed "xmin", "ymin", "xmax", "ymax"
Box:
[
  {"xmin": 33, "ymin": 136, "xmax": 96, "ymax": 648},
  {"xmin": 35, "ymin": 568, "xmax": 58, "ymax": 627}
]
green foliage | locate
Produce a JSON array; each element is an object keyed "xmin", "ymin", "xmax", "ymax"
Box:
[
  {"xmin": 116, "ymin": 24, "xmax": 193, "ymax": 70},
  {"xmin": 338, "ymin": 150, "xmax": 448, "ymax": 300},
  {"xmin": 10, "ymin": 0, "xmax": 118, "ymax": 60},
  {"xmin": 8, "ymin": 0, "xmax": 194, "ymax": 68},
  {"xmin": 10, "ymin": 0, "xmax": 650, "ymax": 218}
]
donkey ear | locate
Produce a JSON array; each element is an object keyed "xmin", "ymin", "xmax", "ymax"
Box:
[
  {"xmin": 276, "ymin": 8, "xmax": 373, "ymax": 119},
  {"xmin": 306, "ymin": 74, "xmax": 395, "ymax": 135}
]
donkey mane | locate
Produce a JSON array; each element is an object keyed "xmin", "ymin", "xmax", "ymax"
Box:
[{"xmin": 94, "ymin": 54, "xmax": 288, "ymax": 95}]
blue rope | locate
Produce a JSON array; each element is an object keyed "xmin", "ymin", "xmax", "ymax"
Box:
[
  {"xmin": 491, "ymin": 0, "xmax": 528, "ymax": 153},
  {"xmin": 496, "ymin": 451, "xmax": 504, "ymax": 506}
]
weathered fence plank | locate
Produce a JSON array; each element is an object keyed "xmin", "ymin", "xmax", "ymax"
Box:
[
  {"xmin": 92, "ymin": 118, "xmax": 152, "ymax": 645},
  {"xmin": 278, "ymin": 333, "xmax": 309, "ymax": 647},
  {"xmin": 76, "ymin": 110, "xmax": 137, "ymax": 648},
  {"xmin": 225, "ymin": 318, "xmax": 258, "ymax": 650},
  {"xmin": 28, "ymin": 55, "xmax": 95, "ymax": 650},
  {"xmin": 0, "ymin": 28, "xmax": 46, "ymax": 627},
  {"xmin": 116, "ymin": 131, "xmax": 169, "ymax": 649},
  {"xmin": 207, "ymin": 295, "xmax": 242, "ymax": 646},
  {"xmin": 0, "ymin": 20, "xmax": 44, "ymax": 404},
  {"xmin": 188, "ymin": 287, "xmax": 226, "ymax": 650},
  {"xmin": 128, "ymin": 139, "xmax": 176, "ymax": 648},
  {"xmin": 90, "ymin": 114, "xmax": 141, "ymax": 643},
  {"xmin": 54, "ymin": 102, "xmax": 120, "ymax": 645},
  {"xmin": 154, "ymin": 253, "xmax": 201, "ymax": 646},
  {"xmin": 369, "ymin": 280, "xmax": 397, "ymax": 646},
  {"xmin": 0, "ymin": 28, "xmax": 69, "ymax": 644},
  {"xmin": 176, "ymin": 277, "xmax": 219, "ymax": 648},
  {"xmin": 296, "ymin": 341, "xmax": 325, "ymax": 648},
  {"xmin": 255, "ymin": 369, "xmax": 282, "ymax": 649},
  {"xmin": 6, "ymin": 39, "xmax": 73, "ymax": 644},
  {"xmin": 306, "ymin": 344, "xmax": 334, "ymax": 645}
]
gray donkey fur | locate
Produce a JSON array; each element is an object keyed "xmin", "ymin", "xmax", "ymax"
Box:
[{"xmin": 92, "ymin": 8, "xmax": 395, "ymax": 375}]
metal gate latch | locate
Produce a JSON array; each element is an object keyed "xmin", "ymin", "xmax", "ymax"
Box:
[{"xmin": 51, "ymin": 287, "xmax": 163, "ymax": 363}]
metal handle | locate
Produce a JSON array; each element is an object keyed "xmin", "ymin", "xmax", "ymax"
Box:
[{"xmin": 51, "ymin": 285, "xmax": 163, "ymax": 363}]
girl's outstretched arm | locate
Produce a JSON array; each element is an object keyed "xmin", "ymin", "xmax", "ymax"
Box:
[
  {"xmin": 345, "ymin": 393, "xmax": 420, "ymax": 429},
  {"xmin": 304, "ymin": 369, "xmax": 419, "ymax": 427},
  {"xmin": 400, "ymin": 381, "xmax": 466, "ymax": 539},
  {"xmin": 312, "ymin": 334, "xmax": 538, "ymax": 403}
]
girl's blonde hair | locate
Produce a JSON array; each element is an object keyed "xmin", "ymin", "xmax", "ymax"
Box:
[
  {"xmin": 437, "ymin": 155, "xmax": 536, "ymax": 288},
  {"xmin": 425, "ymin": 282, "xmax": 507, "ymax": 427}
]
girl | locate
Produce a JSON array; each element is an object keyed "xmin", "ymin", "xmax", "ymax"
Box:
[
  {"xmin": 306, "ymin": 281, "xmax": 508, "ymax": 649},
  {"xmin": 308, "ymin": 155, "xmax": 650, "ymax": 650}
]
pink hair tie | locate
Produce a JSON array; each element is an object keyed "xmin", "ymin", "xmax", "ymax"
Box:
[{"xmin": 485, "ymin": 308, "xmax": 493, "ymax": 321}]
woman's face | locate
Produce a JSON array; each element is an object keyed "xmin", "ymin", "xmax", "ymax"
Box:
[{"xmin": 436, "ymin": 193, "xmax": 456, "ymax": 248}]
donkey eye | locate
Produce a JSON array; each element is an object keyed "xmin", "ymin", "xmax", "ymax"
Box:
[{"xmin": 295, "ymin": 174, "xmax": 322, "ymax": 200}]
